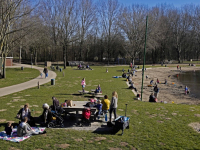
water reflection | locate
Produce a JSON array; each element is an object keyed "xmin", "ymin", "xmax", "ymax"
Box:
[{"xmin": 178, "ymin": 70, "xmax": 200, "ymax": 98}]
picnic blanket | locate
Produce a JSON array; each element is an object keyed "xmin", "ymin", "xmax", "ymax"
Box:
[{"xmin": 0, "ymin": 127, "xmax": 45, "ymax": 142}]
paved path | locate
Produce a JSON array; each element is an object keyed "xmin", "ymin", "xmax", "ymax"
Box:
[{"xmin": 0, "ymin": 63, "xmax": 57, "ymax": 97}]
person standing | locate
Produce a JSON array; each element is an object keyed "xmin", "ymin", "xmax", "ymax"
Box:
[
  {"xmin": 102, "ymin": 95, "xmax": 110, "ymax": 113},
  {"xmin": 81, "ymin": 78, "xmax": 86, "ymax": 92},
  {"xmin": 154, "ymin": 85, "xmax": 159, "ymax": 98},
  {"xmin": 109, "ymin": 91, "xmax": 118, "ymax": 122},
  {"xmin": 185, "ymin": 86, "xmax": 188, "ymax": 95}
]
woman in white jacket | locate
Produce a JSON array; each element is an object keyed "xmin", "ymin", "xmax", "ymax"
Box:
[{"xmin": 109, "ymin": 91, "xmax": 118, "ymax": 122}]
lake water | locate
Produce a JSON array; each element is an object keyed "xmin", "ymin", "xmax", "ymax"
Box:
[{"xmin": 178, "ymin": 70, "xmax": 200, "ymax": 99}]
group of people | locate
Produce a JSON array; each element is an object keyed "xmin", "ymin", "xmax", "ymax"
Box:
[
  {"xmin": 4, "ymin": 103, "xmax": 47, "ymax": 137},
  {"xmin": 7, "ymin": 96, "xmax": 71, "ymax": 137},
  {"xmin": 96, "ymin": 91, "xmax": 118, "ymax": 122}
]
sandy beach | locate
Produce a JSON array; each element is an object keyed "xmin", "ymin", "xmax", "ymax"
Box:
[{"xmin": 132, "ymin": 66, "xmax": 200, "ymax": 105}]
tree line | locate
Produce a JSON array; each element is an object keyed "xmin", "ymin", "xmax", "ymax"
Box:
[{"xmin": 1, "ymin": 0, "xmax": 200, "ymax": 77}]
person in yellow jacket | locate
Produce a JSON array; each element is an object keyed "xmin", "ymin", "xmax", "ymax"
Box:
[{"xmin": 102, "ymin": 95, "xmax": 110, "ymax": 113}]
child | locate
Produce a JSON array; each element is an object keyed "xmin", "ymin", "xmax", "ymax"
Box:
[
  {"xmin": 40, "ymin": 72, "xmax": 43, "ymax": 78},
  {"xmin": 96, "ymin": 100, "xmax": 102, "ymax": 119},
  {"xmin": 81, "ymin": 78, "xmax": 86, "ymax": 92},
  {"xmin": 5, "ymin": 122, "xmax": 13, "ymax": 136}
]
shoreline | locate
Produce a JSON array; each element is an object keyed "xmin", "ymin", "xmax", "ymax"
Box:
[{"xmin": 132, "ymin": 66, "xmax": 200, "ymax": 105}]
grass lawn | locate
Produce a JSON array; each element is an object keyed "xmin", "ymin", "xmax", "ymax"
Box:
[
  {"xmin": 0, "ymin": 65, "xmax": 200, "ymax": 149},
  {"xmin": 0, "ymin": 68, "xmax": 39, "ymax": 88}
]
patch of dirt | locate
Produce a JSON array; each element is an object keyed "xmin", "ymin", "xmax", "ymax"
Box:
[
  {"xmin": 94, "ymin": 137, "xmax": 106, "ymax": 141},
  {"xmin": 12, "ymin": 99, "xmax": 19, "ymax": 102},
  {"xmin": 46, "ymin": 144, "xmax": 50, "ymax": 148},
  {"xmin": 0, "ymin": 119, "xmax": 6, "ymax": 123},
  {"xmin": 74, "ymin": 138, "xmax": 83, "ymax": 142},
  {"xmin": 120, "ymin": 142, "xmax": 129, "ymax": 147},
  {"xmin": 109, "ymin": 148, "xmax": 122, "ymax": 150},
  {"xmin": 108, "ymin": 140, "xmax": 114, "ymax": 143},
  {"xmin": 157, "ymin": 120, "xmax": 164, "ymax": 123},
  {"xmin": 36, "ymin": 111, "xmax": 42, "ymax": 114},
  {"xmin": 13, "ymin": 96, "xmax": 21, "ymax": 99},
  {"xmin": 55, "ymin": 144, "xmax": 70, "ymax": 149},
  {"xmin": 87, "ymin": 140, "xmax": 93, "ymax": 143},
  {"xmin": 9, "ymin": 147, "xmax": 21, "ymax": 150},
  {"xmin": 165, "ymin": 118, "xmax": 171, "ymax": 120},
  {"xmin": 33, "ymin": 105, "xmax": 39, "ymax": 107},
  {"xmin": 25, "ymin": 95, "xmax": 31, "ymax": 96},
  {"xmin": 194, "ymin": 114, "xmax": 200, "ymax": 117},
  {"xmin": 118, "ymin": 109, "xmax": 123, "ymax": 111},
  {"xmin": 10, "ymin": 106, "xmax": 15, "ymax": 108},
  {"xmin": 172, "ymin": 113, "xmax": 177, "ymax": 116},
  {"xmin": 0, "ymin": 109, "xmax": 7, "ymax": 112},
  {"xmin": 7, "ymin": 103, "xmax": 12, "ymax": 105},
  {"xmin": 188, "ymin": 122, "xmax": 200, "ymax": 133},
  {"xmin": 19, "ymin": 99, "xmax": 26, "ymax": 101}
]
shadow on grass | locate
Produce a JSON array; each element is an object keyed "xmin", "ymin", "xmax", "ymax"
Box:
[
  {"xmin": 92, "ymin": 125, "xmax": 121, "ymax": 135},
  {"xmin": 84, "ymin": 95, "xmax": 95, "ymax": 98}
]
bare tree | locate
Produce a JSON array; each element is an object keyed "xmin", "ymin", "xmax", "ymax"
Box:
[
  {"xmin": 118, "ymin": 4, "xmax": 148, "ymax": 65},
  {"xmin": 0, "ymin": 0, "xmax": 35, "ymax": 78},
  {"xmin": 98, "ymin": 0, "xmax": 121, "ymax": 64},
  {"xmin": 77, "ymin": 0, "xmax": 96, "ymax": 61}
]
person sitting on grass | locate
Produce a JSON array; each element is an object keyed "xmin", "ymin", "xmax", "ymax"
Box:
[
  {"xmin": 129, "ymin": 82, "xmax": 137, "ymax": 92},
  {"xmin": 5, "ymin": 122, "xmax": 13, "ymax": 136},
  {"xmin": 17, "ymin": 117, "xmax": 46, "ymax": 137},
  {"xmin": 16, "ymin": 103, "xmax": 35, "ymax": 126},
  {"xmin": 102, "ymin": 95, "xmax": 110, "ymax": 114},
  {"xmin": 95, "ymin": 84, "xmax": 102, "ymax": 93}
]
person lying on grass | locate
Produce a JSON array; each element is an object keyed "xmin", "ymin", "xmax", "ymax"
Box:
[{"xmin": 17, "ymin": 117, "xmax": 46, "ymax": 137}]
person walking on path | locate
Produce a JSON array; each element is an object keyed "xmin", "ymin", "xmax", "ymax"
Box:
[
  {"xmin": 109, "ymin": 91, "xmax": 118, "ymax": 122},
  {"xmin": 43, "ymin": 66, "xmax": 48, "ymax": 78}
]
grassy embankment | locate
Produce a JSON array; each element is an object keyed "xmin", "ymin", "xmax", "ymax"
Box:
[
  {"xmin": 0, "ymin": 65, "xmax": 200, "ymax": 149},
  {"xmin": 0, "ymin": 68, "xmax": 39, "ymax": 88}
]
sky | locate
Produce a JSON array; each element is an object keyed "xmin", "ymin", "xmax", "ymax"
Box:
[{"xmin": 118, "ymin": 0, "xmax": 200, "ymax": 7}]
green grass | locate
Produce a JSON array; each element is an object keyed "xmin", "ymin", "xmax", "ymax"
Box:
[
  {"xmin": 0, "ymin": 65, "xmax": 200, "ymax": 150},
  {"xmin": 0, "ymin": 68, "xmax": 40, "ymax": 88}
]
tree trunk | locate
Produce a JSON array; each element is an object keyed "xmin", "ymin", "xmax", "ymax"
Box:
[
  {"xmin": 19, "ymin": 44, "xmax": 22, "ymax": 64},
  {"xmin": 64, "ymin": 45, "xmax": 67, "ymax": 69},
  {"xmin": 2, "ymin": 53, "xmax": 6, "ymax": 79}
]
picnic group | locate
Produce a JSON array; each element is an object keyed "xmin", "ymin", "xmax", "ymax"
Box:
[{"xmin": 3, "ymin": 78, "xmax": 119, "ymax": 138}]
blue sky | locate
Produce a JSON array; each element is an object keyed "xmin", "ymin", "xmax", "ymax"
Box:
[{"xmin": 118, "ymin": 0, "xmax": 200, "ymax": 7}]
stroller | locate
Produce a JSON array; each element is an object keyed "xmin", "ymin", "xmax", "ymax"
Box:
[
  {"xmin": 78, "ymin": 108, "xmax": 91, "ymax": 127},
  {"xmin": 113, "ymin": 104, "xmax": 130, "ymax": 135},
  {"xmin": 47, "ymin": 106, "xmax": 64, "ymax": 128}
]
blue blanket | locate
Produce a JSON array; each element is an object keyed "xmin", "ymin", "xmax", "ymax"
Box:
[{"xmin": 0, "ymin": 127, "xmax": 46, "ymax": 142}]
